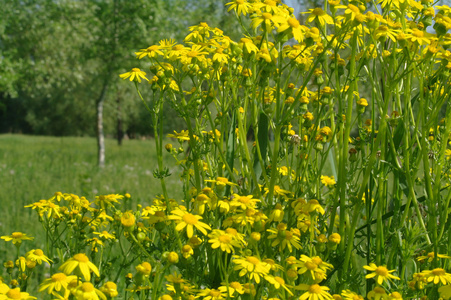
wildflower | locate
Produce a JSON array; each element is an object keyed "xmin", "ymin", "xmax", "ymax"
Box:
[
  {"xmin": 278, "ymin": 17, "xmax": 305, "ymax": 42},
  {"xmin": 95, "ymin": 194, "xmax": 123, "ymax": 209},
  {"xmin": 73, "ymin": 282, "xmax": 106, "ymax": 300},
  {"xmin": 197, "ymin": 286, "xmax": 230, "ymax": 300},
  {"xmin": 421, "ymin": 268, "xmax": 451, "ymax": 285},
  {"xmin": 341, "ymin": 290, "xmax": 364, "ymax": 299},
  {"xmin": 251, "ymin": 12, "xmax": 286, "ymax": 31},
  {"xmin": 239, "ymin": 38, "xmax": 259, "ymax": 54},
  {"xmin": 367, "ymin": 286, "xmax": 387, "ymax": 300},
  {"xmin": 416, "ymin": 252, "xmax": 451, "ymax": 262},
  {"xmin": 168, "ymin": 209, "xmax": 211, "ymax": 238},
  {"xmin": 388, "ymin": 292, "xmax": 402, "ymax": 299},
  {"xmin": 227, "ymin": 281, "xmax": 245, "ymax": 295},
  {"xmin": 439, "ymin": 284, "xmax": 451, "ymax": 299},
  {"xmin": 0, "ymin": 287, "xmax": 36, "ymax": 300},
  {"xmin": 1, "ymin": 232, "xmax": 34, "ymax": 245},
  {"xmin": 296, "ymin": 283, "xmax": 333, "ymax": 300},
  {"xmin": 59, "ymin": 253, "xmax": 100, "ymax": 281},
  {"xmin": 296, "ymin": 255, "xmax": 333, "ymax": 281},
  {"xmin": 167, "ymin": 252, "xmax": 179, "ymax": 264},
  {"xmin": 304, "ymin": 8, "xmax": 334, "ymax": 26},
  {"xmin": 305, "ymin": 199, "xmax": 325, "ymax": 215},
  {"xmin": 93, "ymin": 230, "xmax": 115, "ymax": 240},
  {"xmin": 25, "ymin": 249, "xmax": 52, "ymax": 265},
  {"xmin": 320, "ymin": 176, "xmax": 336, "ymax": 187},
  {"xmin": 136, "ymin": 262, "xmax": 152, "ymax": 276},
  {"xmin": 119, "ymin": 68, "xmax": 149, "ymax": 83},
  {"xmin": 265, "ymin": 275, "xmax": 294, "ymax": 295},
  {"xmin": 267, "ymin": 224, "xmax": 302, "ymax": 252},
  {"xmin": 182, "ymin": 244, "xmax": 194, "ymax": 259},
  {"xmin": 121, "ymin": 211, "xmax": 136, "ymax": 228},
  {"xmin": 329, "ymin": 233, "xmax": 341, "ymax": 244},
  {"xmin": 364, "ymin": 263, "xmax": 400, "ymax": 285},
  {"xmin": 232, "ymin": 255, "xmax": 271, "ymax": 283},
  {"xmin": 39, "ymin": 273, "xmax": 77, "ymax": 296},
  {"xmin": 135, "ymin": 45, "xmax": 163, "ymax": 59},
  {"xmin": 208, "ymin": 229, "xmax": 242, "ymax": 253},
  {"xmin": 100, "ymin": 282, "xmax": 118, "ymax": 298},
  {"xmin": 226, "ymin": 0, "xmax": 251, "ymax": 16}
]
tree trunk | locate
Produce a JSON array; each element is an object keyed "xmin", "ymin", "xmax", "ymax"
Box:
[{"xmin": 96, "ymin": 82, "xmax": 108, "ymax": 168}]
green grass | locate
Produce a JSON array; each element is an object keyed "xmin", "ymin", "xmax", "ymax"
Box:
[{"xmin": 0, "ymin": 134, "xmax": 182, "ymax": 250}]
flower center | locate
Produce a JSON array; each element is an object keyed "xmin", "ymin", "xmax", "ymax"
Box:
[
  {"xmin": 6, "ymin": 289, "xmax": 21, "ymax": 299},
  {"xmin": 219, "ymin": 235, "xmax": 232, "ymax": 243},
  {"xmin": 173, "ymin": 45, "xmax": 184, "ymax": 51},
  {"xmin": 147, "ymin": 45, "xmax": 159, "ymax": 51},
  {"xmin": 375, "ymin": 266, "xmax": 389, "ymax": 276},
  {"xmin": 432, "ymin": 268, "xmax": 446, "ymax": 276},
  {"xmin": 182, "ymin": 213, "xmax": 198, "ymax": 225},
  {"xmin": 288, "ymin": 18, "xmax": 300, "ymax": 28},
  {"xmin": 308, "ymin": 284, "xmax": 322, "ymax": 294},
  {"xmin": 246, "ymin": 256, "xmax": 260, "ymax": 265},
  {"xmin": 305, "ymin": 261, "xmax": 318, "ymax": 270},
  {"xmin": 11, "ymin": 232, "xmax": 23, "ymax": 239},
  {"xmin": 262, "ymin": 13, "xmax": 273, "ymax": 20},
  {"xmin": 313, "ymin": 8, "xmax": 325, "ymax": 16},
  {"xmin": 210, "ymin": 290, "xmax": 221, "ymax": 297},
  {"xmin": 275, "ymin": 276, "xmax": 285, "ymax": 285},
  {"xmin": 34, "ymin": 249, "xmax": 44, "ymax": 256},
  {"xmin": 81, "ymin": 282, "xmax": 95, "ymax": 292},
  {"xmin": 412, "ymin": 29, "xmax": 424, "ymax": 38},
  {"xmin": 236, "ymin": 0, "xmax": 244, "ymax": 3},
  {"xmin": 131, "ymin": 68, "xmax": 141, "ymax": 72},
  {"xmin": 52, "ymin": 273, "xmax": 67, "ymax": 282},
  {"xmin": 373, "ymin": 287, "xmax": 386, "ymax": 294},
  {"xmin": 73, "ymin": 253, "xmax": 89, "ymax": 263},
  {"xmin": 240, "ymin": 38, "xmax": 252, "ymax": 44},
  {"xmin": 312, "ymin": 257, "xmax": 323, "ymax": 265}
]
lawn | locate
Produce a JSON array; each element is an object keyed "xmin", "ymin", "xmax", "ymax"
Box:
[{"xmin": 0, "ymin": 134, "xmax": 181, "ymax": 249}]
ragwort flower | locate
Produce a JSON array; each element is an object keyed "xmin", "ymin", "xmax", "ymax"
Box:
[
  {"xmin": 168, "ymin": 209, "xmax": 211, "ymax": 238},
  {"xmin": 364, "ymin": 263, "xmax": 400, "ymax": 285},
  {"xmin": 296, "ymin": 284, "xmax": 333, "ymax": 300},
  {"xmin": 119, "ymin": 68, "xmax": 149, "ymax": 83},
  {"xmin": 232, "ymin": 255, "xmax": 271, "ymax": 283},
  {"xmin": 59, "ymin": 253, "xmax": 100, "ymax": 281},
  {"xmin": 1, "ymin": 232, "xmax": 34, "ymax": 245}
]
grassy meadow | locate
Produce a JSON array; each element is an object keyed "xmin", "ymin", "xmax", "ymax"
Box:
[{"xmin": 0, "ymin": 134, "xmax": 180, "ymax": 249}]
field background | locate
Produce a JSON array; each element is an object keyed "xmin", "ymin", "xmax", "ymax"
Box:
[{"xmin": 0, "ymin": 134, "xmax": 182, "ymax": 254}]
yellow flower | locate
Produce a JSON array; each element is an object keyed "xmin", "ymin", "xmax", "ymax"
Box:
[
  {"xmin": 73, "ymin": 282, "xmax": 106, "ymax": 300},
  {"xmin": 367, "ymin": 286, "xmax": 387, "ymax": 300},
  {"xmin": 1, "ymin": 232, "xmax": 34, "ymax": 245},
  {"xmin": 208, "ymin": 229, "xmax": 242, "ymax": 253},
  {"xmin": 93, "ymin": 231, "xmax": 115, "ymax": 240},
  {"xmin": 320, "ymin": 175, "xmax": 336, "ymax": 187},
  {"xmin": 296, "ymin": 255, "xmax": 333, "ymax": 282},
  {"xmin": 39, "ymin": 273, "xmax": 77, "ymax": 297},
  {"xmin": 439, "ymin": 284, "xmax": 451, "ymax": 299},
  {"xmin": 304, "ymin": 8, "xmax": 334, "ymax": 26},
  {"xmin": 94, "ymin": 194, "xmax": 123, "ymax": 209},
  {"xmin": 181, "ymin": 244, "xmax": 194, "ymax": 258},
  {"xmin": 363, "ymin": 263, "xmax": 400, "ymax": 285},
  {"xmin": 251, "ymin": 12, "xmax": 286, "ymax": 30},
  {"xmin": 168, "ymin": 209, "xmax": 211, "ymax": 238},
  {"xmin": 296, "ymin": 284, "xmax": 333, "ymax": 300},
  {"xmin": 197, "ymin": 286, "xmax": 230, "ymax": 300},
  {"xmin": 226, "ymin": 0, "xmax": 252, "ymax": 16},
  {"xmin": 119, "ymin": 68, "xmax": 149, "ymax": 83},
  {"xmin": 421, "ymin": 268, "xmax": 451, "ymax": 285},
  {"xmin": 100, "ymin": 282, "xmax": 118, "ymax": 298},
  {"xmin": 135, "ymin": 45, "xmax": 164, "ymax": 59},
  {"xmin": 341, "ymin": 289, "xmax": 364, "ymax": 300},
  {"xmin": 267, "ymin": 224, "xmax": 302, "ymax": 252},
  {"xmin": 278, "ymin": 17, "xmax": 306, "ymax": 42},
  {"xmin": 264, "ymin": 275, "xmax": 294, "ymax": 296},
  {"xmin": 25, "ymin": 249, "xmax": 52, "ymax": 265},
  {"xmin": 417, "ymin": 251, "xmax": 451, "ymax": 262},
  {"xmin": 59, "ymin": 253, "xmax": 100, "ymax": 281},
  {"xmin": 121, "ymin": 211, "xmax": 136, "ymax": 228},
  {"xmin": 232, "ymin": 255, "xmax": 271, "ymax": 283},
  {"xmin": 136, "ymin": 262, "xmax": 152, "ymax": 276},
  {"xmin": 0, "ymin": 287, "xmax": 36, "ymax": 300},
  {"xmin": 239, "ymin": 38, "xmax": 259, "ymax": 54}
]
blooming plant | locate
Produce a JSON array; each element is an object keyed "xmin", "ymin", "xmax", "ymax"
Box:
[{"xmin": 3, "ymin": 0, "xmax": 451, "ymax": 299}]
